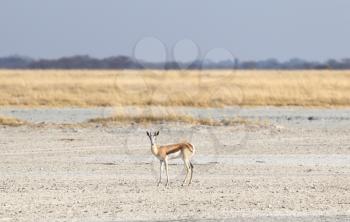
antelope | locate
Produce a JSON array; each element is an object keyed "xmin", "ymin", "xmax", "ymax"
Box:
[{"xmin": 146, "ymin": 131, "xmax": 195, "ymax": 187}]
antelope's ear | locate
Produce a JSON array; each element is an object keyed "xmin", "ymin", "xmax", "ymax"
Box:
[
  {"xmin": 155, "ymin": 131, "xmax": 159, "ymax": 136},
  {"xmin": 146, "ymin": 131, "xmax": 150, "ymax": 137}
]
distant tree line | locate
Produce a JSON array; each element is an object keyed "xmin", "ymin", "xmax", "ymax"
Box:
[{"xmin": 1, "ymin": 55, "xmax": 350, "ymax": 70}]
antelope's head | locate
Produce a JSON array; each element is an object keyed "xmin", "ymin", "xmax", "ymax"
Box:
[{"xmin": 146, "ymin": 131, "xmax": 159, "ymax": 146}]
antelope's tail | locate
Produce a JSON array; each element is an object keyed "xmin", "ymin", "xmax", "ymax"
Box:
[{"xmin": 187, "ymin": 143, "xmax": 195, "ymax": 154}]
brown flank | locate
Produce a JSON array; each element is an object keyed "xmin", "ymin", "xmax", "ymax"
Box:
[{"xmin": 157, "ymin": 143, "xmax": 194, "ymax": 157}]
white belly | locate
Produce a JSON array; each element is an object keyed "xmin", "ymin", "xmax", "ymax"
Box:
[{"xmin": 167, "ymin": 151, "xmax": 182, "ymax": 160}]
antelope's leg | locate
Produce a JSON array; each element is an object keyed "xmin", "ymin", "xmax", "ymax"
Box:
[
  {"xmin": 182, "ymin": 159, "xmax": 191, "ymax": 186},
  {"xmin": 158, "ymin": 160, "xmax": 163, "ymax": 186},
  {"xmin": 164, "ymin": 159, "xmax": 169, "ymax": 186},
  {"xmin": 189, "ymin": 161, "xmax": 194, "ymax": 185}
]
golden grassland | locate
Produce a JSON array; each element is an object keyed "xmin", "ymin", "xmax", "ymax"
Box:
[
  {"xmin": 88, "ymin": 113, "xmax": 253, "ymax": 126},
  {"xmin": 0, "ymin": 112, "xmax": 255, "ymax": 127},
  {"xmin": 0, "ymin": 69, "xmax": 349, "ymax": 107},
  {"xmin": 0, "ymin": 116, "xmax": 27, "ymax": 126}
]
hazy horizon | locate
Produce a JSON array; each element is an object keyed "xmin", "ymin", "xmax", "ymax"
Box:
[{"xmin": 1, "ymin": 0, "xmax": 350, "ymax": 62}]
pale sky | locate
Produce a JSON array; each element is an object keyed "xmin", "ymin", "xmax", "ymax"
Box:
[{"xmin": 1, "ymin": 0, "xmax": 350, "ymax": 62}]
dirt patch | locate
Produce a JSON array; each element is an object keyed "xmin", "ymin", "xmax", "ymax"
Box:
[{"xmin": 0, "ymin": 107, "xmax": 349, "ymax": 221}]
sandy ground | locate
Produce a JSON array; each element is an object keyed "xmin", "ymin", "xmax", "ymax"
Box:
[{"xmin": 0, "ymin": 107, "xmax": 350, "ymax": 221}]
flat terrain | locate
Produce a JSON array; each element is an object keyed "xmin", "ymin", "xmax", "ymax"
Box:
[
  {"xmin": 1, "ymin": 70, "xmax": 350, "ymax": 107},
  {"xmin": 0, "ymin": 107, "xmax": 349, "ymax": 221}
]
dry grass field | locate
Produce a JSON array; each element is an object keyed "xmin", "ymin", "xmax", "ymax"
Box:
[
  {"xmin": 0, "ymin": 70, "xmax": 350, "ymax": 107},
  {"xmin": 0, "ymin": 115, "xmax": 27, "ymax": 126},
  {"xmin": 88, "ymin": 113, "xmax": 254, "ymax": 126}
]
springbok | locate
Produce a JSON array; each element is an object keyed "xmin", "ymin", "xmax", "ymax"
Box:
[{"xmin": 146, "ymin": 131, "xmax": 195, "ymax": 186}]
